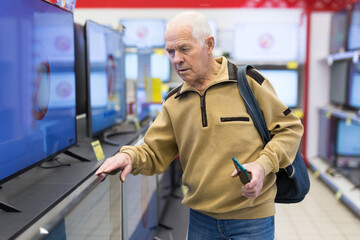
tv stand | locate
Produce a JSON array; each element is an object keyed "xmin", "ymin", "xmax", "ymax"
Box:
[
  {"xmin": 63, "ymin": 150, "xmax": 91, "ymax": 162},
  {"xmin": 0, "ymin": 201, "xmax": 21, "ymax": 212},
  {"xmin": 100, "ymin": 124, "xmax": 138, "ymax": 146}
]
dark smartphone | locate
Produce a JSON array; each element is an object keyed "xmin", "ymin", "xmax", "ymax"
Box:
[{"xmin": 232, "ymin": 157, "xmax": 252, "ymax": 185}]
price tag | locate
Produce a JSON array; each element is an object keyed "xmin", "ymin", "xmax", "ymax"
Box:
[
  {"xmin": 346, "ymin": 116, "xmax": 352, "ymax": 126},
  {"xmin": 326, "ymin": 111, "xmax": 332, "ymax": 118},
  {"xmin": 293, "ymin": 109, "xmax": 304, "ymax": 119},
  {"xmin": 286, "ymin": 61, "xmax": 298, "ymax": 69},
  {"xmin": 313, "ymin": 170, "xmax": 320, "ymax": 178},
  {"xmin": 327, "ymin": 56, "xmax": 334, "ymax": 66},
  {"xmin": 181, "ymin": 185, "xmax": 189, "ymax": 196},
  {"xmin": 134, "ymin": 119, "xmax": 141, "ymax": 131},
  {"xmin": 335, "ymin": 190, "xmax": 342, "ymax": 200},
  {"xmin": 91, "ymin": 140, "xmax": 105, "ymax": 161}
]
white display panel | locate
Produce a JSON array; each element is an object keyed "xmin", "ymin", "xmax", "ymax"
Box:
[
  {"xmin": 120, "ymin": 19, "xmax": 166, "ymax": 48},
  {"xmin": 151, "ymin": 53, "xmax": 170, "ymax": 82},
  {"xmin": 209, "ymin": 19, "xmax": 217, "ymax": 47},
  {"xmin": 232, "ymin": 23, "xmax": 299, "ymax": 62},
  {"xmin": 259, "ymin": 69, "xmax": 299, "ymax": 108}
]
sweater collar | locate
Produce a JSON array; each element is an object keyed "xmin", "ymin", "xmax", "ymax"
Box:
[{"xmin": 175, "ymin": 57, "xmax": 237, "ymax": 98}]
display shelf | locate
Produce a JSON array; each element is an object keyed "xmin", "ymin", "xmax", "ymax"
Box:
[
  {"xmin": 308, "ymin": 157, "xmax": 360, "ymax": 218},
  {"xmin": 320, "ymin": 106, "xmax": 360, "ymax": 124},
  {"xmin": 326, "ymin": 50, "xmax": 360, "ymax": 65}
]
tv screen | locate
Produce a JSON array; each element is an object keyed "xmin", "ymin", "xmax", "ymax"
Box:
[
  {"xmin": 85, "ymin": 20, "xmax": 126, "ymax": 137},
  {"xmin": 0, "ymin": 0, "xmax": 76, "ymax": 184},
  {"xmin": 348, "ymin": 2, "xmax": 360, "ymax": 51},
  {"xmin": 125, "ymin": 52, "xmax": 138, "ymax": 80},
  {"xmin": 232, "ymin": 23, "xmax": 299, "ymax": 62},
  {"xmin": 329, "ymin": 9, "xmax": 348, "ymax": 54},
  {"xmin": 348, "ymin": 61, "xmax": 360, "ymax": 109},
  {"xmin": 257, "ymin": 69, "xmax": 299, "ymax": 108},
  {"xmin": 120, "ymin": 19, "xmax": 166, "ymax": 48},
  {"xmin": 336, "ymin": 120, "xmax": 360, "ymax": 156},
  {"xmin": 151, "ymin": 52, "xmax": 170, "ymax": 82},
  {"xmin": 329, "ymin": 60, "xmax": 349, "ymax": 106}
]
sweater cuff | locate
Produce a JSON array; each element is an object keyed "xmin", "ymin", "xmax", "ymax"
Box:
[
  {"xmin": 256, "ymin": 154, "xmax": 274, "ymax": 176},
  {"xmin": 120, "ymin": 146, "xmax": 138, "ymax": 168}
]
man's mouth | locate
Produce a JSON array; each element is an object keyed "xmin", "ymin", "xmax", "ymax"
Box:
[{"xmin": 178, "ymin": 69, "xmax": 188, "ymax": 73}]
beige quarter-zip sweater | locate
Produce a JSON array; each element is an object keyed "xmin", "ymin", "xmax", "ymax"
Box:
[{"xmin": 120, "ymin": 57, "xmax": 304, "ymax": 219}]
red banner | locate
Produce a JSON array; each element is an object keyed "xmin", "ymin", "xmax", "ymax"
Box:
[{"xmin": 75, "ymin": 0, "xmax": 360, "ymax": 11}]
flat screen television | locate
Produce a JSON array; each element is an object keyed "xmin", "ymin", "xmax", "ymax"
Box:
[
  {"xmin": 329, "ymin": 60, "xmax": 349, "ymax": 106},
  {"xmin": 348, "ymin": 61, "xmax": 360, "ymax": 109},
  {"xmin": 329, "ymin": 9, "xmax": 348, "ymax": 54},
  {"xmin": 120, "ymin": 19, "xmax": 166, "ymax": 48},
  {"xmin": 256, "ymin": 67, "xmax": 300, "ymax": 108},
  {"xmin": 335, "ymin": 119, "xmax": 360, "ymax": 157},
  {"xmin": 84, "ymin": 20, "xmax": 127, "ymax": 140},
  {"xmin": 347, "ymin": 2, "xmax": 360, "ymax": 51},
  {"xmin": 151, "ymin": 52, "xmax": 170, "ymax": 82},
  {"xmin": 0, "ymin": 0, "xmax": 76, "ymax": 190}
]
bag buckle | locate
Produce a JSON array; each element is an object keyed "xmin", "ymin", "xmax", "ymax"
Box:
[{"xmin": 284, "ymin": 165, "xmax": 295, "ymax": 179}]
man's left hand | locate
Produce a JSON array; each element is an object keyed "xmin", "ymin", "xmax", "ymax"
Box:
[{"xmin": 231, "ymin": 162, "xmax": 265, "ymax": 199}]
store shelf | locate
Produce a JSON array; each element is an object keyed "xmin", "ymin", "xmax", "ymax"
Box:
[
  {"xmin": 326, "ymin": 50, "xmax": 360, "ymax": 65},
  {"xmin": 308, "ymin": 157, "xmax": 360, "ymax": 218},
  {"xmin": 320, "ymin": 106, "xmax": 360, "ymax": 124}
]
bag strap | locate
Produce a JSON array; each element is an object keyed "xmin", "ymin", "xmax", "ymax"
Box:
[
  {"xmin": 236, "ymin": 65, "xmax": 271, "ymax": 145},
  {"xmin": 236, "ymin": 65, "xmax": 294, "ymax": 176}
]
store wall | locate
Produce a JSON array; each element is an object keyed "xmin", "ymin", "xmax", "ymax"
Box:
[
  {"xmin": 307, "ymin": 12, "xmax": 332, "ymax": 160},
  {"xmin": 73, "ymin": 8, "xmax": 304, "ymax": 84}
]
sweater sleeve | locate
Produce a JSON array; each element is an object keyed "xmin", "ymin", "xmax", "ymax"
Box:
[
  {"xmin": 120, "ymin": 105, "xmax": 179, "ymax": 176},
  {"xmin": 249, "ymin": 74, "xmax": 304, "ymax": 176}
]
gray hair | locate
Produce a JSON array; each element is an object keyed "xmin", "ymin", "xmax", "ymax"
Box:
[{"xmin": 166, "ymin": 11, "xmax": 213, "ymax": 45}]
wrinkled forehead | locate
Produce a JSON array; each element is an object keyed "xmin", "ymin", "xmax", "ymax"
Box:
[{"xmin": 165, "ymin": 23, "xmax": 193, "ymax": 43}]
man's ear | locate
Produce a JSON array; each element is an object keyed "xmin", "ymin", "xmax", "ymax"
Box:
[{"xmin": 205, "ymin": 36, "xmax": 215, "ymax": 52}]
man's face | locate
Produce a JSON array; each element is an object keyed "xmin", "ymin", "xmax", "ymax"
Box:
[{"xmin": 165, "ymin": 25, "xmax": 210, "ymax": 84}]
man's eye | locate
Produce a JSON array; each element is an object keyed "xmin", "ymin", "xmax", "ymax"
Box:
[{"xmin": 167, "ymin": 50, "xmax": 174, "ymax": 56}]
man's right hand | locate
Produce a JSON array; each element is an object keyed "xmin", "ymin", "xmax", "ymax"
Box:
[{"xmin": 95, "ymin": 152, "xmax": 132, "ymax": 182}]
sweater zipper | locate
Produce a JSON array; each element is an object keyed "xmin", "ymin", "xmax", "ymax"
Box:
[
  {"xmin": 200, "ymin": 94, "xmax": 208, "ymax": 127},
  {"xmin": 178, "ymin": 81, "xmax": 237, "ymax": 128}
]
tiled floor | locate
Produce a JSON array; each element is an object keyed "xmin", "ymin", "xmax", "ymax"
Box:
[
  {"xmin": 275, "ymin": 171, "xmax": 360, "ymax": 240},
  {"xmin": 156, "ymin": 171, "xmax": 360, "ymax": 240}
]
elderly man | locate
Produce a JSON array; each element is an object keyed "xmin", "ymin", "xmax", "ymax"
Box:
[{"xmin": 96, "ymin": 11, "xmax": 303, "ymax": 240}]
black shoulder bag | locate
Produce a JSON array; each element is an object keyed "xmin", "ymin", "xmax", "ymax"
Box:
[{"xmin": 236, "ymin": 65, "xmax": 310, "ymax": 204}]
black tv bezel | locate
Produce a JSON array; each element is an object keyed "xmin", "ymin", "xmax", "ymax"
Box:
[
  {"xmin": 329, "ymin": 59, "xmax": 351, "ymax": 108},
  {"xmin": 347, "ymin": 2, "xmax": 360, "ymax": 52},
  {"xmin": 329, "ymin": 8, "xmax": 350, "ymax": 54},
  {"xmin": 84, "ymin": 20, "xmax": 127, "ymax": 139},
  {"xmin": 252, "ymin": 64, "xmax": 303, "ymax": 109},
  {"xmin": 0, "ymin": 0, "xmax": 77, "ymax": 186},
  {"xmin": 74, "ymin": 22, "xmax": 88, "ymax": 116}
]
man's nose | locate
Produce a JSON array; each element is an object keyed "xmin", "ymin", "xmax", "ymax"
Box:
[{"xmin": 173, "ymin": 52, "xmax": 184, "ymax": 65}]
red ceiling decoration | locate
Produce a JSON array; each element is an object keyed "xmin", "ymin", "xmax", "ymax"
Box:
[{"xmin": 75, "ymin": 0, "xmax": 359, "ymax": 11}]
